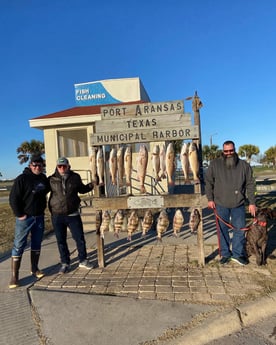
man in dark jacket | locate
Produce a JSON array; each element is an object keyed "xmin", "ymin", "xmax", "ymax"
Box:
[
  {"xmin": 205, "ymin": 140, "xmax": 256, "ymax": 265},
  {"xmin": 9, "ymin": 154, "xmax": 50, "ymax": 288},
  {"xmin": 48, "ymin": 157, "xmax": 94, "ymax": 273}
]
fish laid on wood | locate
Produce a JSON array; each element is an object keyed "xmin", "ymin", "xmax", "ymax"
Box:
[
  {"xmin": 173, "ymin": 209, "xmax": 184, "ymax": 237},
  {"xmin": 156, "ymin": 209, "xmax": 170, "ymax": 242},
  {"xmin": 136, "ymin": 144, "xmax": 148, "ymax": 194},
  {"xmin": 109, "ymin": 148, "xmax": 117, "ymax": 185},
  {"xmin": 96, "ymin": 147, "xmax": 104, "ymax": 186},
  {"xmin": 141, "ymin": 210, "xmax": 153, "ymax": 237},
  {"xmin": 127, "ymin": 210, "xmax": 139, "ymax": 241},
  {"xmin": 124, "ymin": 146, "xmax": 132, "ymax": 187},
  {"xmin": 180, "ymin": 142, "xmax": 190, "ymax": 183},
  {"xmin": 114, "ymin": 209, "xmax": 124, "ymax": 238},
  {"xmin": 117, "ymin": 147, "xmax": 124, "ymax": 187},
  {"xmin": 188, "ymin": 142, "xmax": 200, "ymax": 184},
  {"xmin": 89, "ymin": 146, "xmax": 97, "ymax": 183},
  {"xmin": 189, "ymin": 208, "xmax": 201, "ymax": 234},
  {"xmin": 151, "ymin": 144, "xmax": 161, "ymax": 183},
  {"xmin": 165, "ymin": 143, "xmax": 175, "ymax": 185},
  {"xmin": 100, "ymin": 210, "xmax": 111, "ymax": 239},
  {"xmin": 159, "ymin": 144, "xmax": 166, "ymax": 179}
]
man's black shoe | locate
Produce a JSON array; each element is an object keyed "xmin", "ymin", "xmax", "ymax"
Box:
[
  {"xmin": 219, "ymin": 257, "xmax": 231, "ymax": 265},
  {"xmin": 231, "ymin": 257, "xmax": 249, "ymax": 266}
]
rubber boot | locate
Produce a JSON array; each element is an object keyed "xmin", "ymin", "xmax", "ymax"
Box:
[
  {"xmin": 31, "ymin": 250, "xmax": 45, "ymax": 278},
  {"xmin": 9, "ymin": 256, "xmax": 22, "ymax": 289}
]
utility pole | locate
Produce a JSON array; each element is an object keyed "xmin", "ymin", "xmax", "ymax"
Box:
[{"xmin": 210, "ymin": 132, "xmax": 217, "ymax": 146}]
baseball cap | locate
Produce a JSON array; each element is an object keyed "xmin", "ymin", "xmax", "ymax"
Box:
[
  {"xmin": 57, "ymin": 157, "xmax": 69, "ymax": 165},
  {"xmin": 30, "ymin": 154, "xmax": 44, "ymax": 164}
]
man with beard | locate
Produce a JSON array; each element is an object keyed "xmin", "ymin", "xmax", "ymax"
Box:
[{"xmin": 205, "ymin": 140, "xmax": 256, "ymax": 265}]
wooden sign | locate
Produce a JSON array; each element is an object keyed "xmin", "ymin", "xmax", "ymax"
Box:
[
  {"xmin": 101, "ymin": 100, "xmax": 184, "ymax": 119},
  {"xmin": 90, "ymin": 125, "xmax": 199, "ymax": 145},
  {"xmin": 95, "ymin": 113, "xmax": 191, "ymax": 133},
  {"xmin": 127, "ymin": 195, "xmax": 164, "ymax": 209}
]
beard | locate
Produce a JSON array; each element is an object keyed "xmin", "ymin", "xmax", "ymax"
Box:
[{"xmin": 223, "ymin": 152, "xmax": 238, "ymax": 169}]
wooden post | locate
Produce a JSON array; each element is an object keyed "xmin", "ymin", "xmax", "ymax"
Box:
[
  {"xmin": 192, "ymin": 92, "xmax": 205, "ymax": 266},
  {"xmin": 95, "ymin": 210, "xmax": 105, "ymax": 268}
]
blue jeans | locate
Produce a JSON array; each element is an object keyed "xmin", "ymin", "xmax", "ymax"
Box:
[
  {"xmin": 216, "ymin": 204, "xmax": 246, "ymax": 258},
  {"xmin": 51, "ymin": 214, "xmax": 87, "ymax": 264},
  {"xmin": 11, "ymin": 215, "xmax": 45, "ymax": 257}
]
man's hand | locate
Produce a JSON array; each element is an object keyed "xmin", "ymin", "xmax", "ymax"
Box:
[
  {"xmin": 208, "ymin": 201, "xmax": 216, "ymax": 209},
  {"xmin": 249, "ymin": 204, "xmax": 257, "ymax": 217}
]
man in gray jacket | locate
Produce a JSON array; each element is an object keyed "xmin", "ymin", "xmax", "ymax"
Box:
[
  {"xmin": 48, "ymin": 157, "xmax": 94, "ymax": 273},
  {"xmin": 205, "ymin": 140, "xmax": 256, "ymax": 265}
]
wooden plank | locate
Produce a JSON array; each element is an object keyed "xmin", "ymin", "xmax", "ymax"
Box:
[
  {"xmin": 128, "ymin": 195, "xmax": 164, "ymax": 209},
  {"xmin": 90, "ymin": 125, "xmax": 199, "ymax": 145},
  {"xmin": 101, "ymin": 100, "xmax": 184, "ymax": 119},
  {"xmin": 93, "ymin": 193, "xmax": 201, "ymax": 210},
  {"xmin": 95, "ymin": 113, "xmax": 192, "ymax": 133}
]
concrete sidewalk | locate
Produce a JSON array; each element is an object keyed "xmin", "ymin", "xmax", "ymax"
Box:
[{"xmin": 1, "ymin": 213, "xmax": 276, "ymax": 345}]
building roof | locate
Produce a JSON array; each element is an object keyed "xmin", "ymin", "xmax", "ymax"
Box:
[{"xmin": 31, "ymin": 100, "xmax": 146, "ymax": 120}]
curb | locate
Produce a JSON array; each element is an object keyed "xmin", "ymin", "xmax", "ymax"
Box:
[{"xmin": 172, "ymin": 292, "xmax": 276, "ymax": 345}]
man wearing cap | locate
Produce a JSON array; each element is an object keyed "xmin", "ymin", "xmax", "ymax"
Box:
[
  {"xmin": 9, "ymin": 154, "xmax": 50, "ymax": 288},
  {"xmin": 48, "ymin": 157, "xmax": 94, "ymax": 273}
]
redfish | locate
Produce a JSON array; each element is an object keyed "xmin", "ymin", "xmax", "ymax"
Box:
[
  {"xmin": 109, "ymin": 148, "xmax": 117, "ymax": 185},
  {"xmin": 96, "ymin": 147, "xmax": 104, "ymax": 186},
  {"xmin": 188, "ymin": 142, "xmax": 200, "ymax": 184},
  {"xmin": 136, "ymin": 144, "xmax": 148, "ymax": 194},
  {"xmin": 124, "ymin": 146, "xmax": 132, "ymax": 187},
  {"xmin": 165, "ymin": 143, "xmax": 175, "ymax": 186}
]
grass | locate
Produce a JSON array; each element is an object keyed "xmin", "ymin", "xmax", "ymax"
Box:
[{"xmin": 0, "ymin": 205, "xmax": 53, "ymax": 257}]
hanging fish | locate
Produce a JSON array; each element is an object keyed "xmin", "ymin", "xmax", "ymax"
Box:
[
  {"xmin": 189, "ymin": 208, "xmax": 201, "ymax": 234},
  {"xmin": 188, "ymin": 142, "xmax": 200, "ymax": 184},
  {"xmin": 136, "ymin": 144, "xmax": 148, "ymax": 194},
  {"xmin": 99, "ymin": 210, "xmax": 111, "ymax": 239},
  {"xmin": 89, "ymin": 146, "xmax": 97, "ymax": 183},
  {"xmin": 117, "ymin": 147, "xmax": 124, "ymax": 187},
  {"xmin": 127, "ymin": 210, "xmax": 139, "ymax": 241},
  {"xmin": 165, "ymin": 143, "xmax": 175, "ymax": 186},
  {"xmin": 151, "ymin": 144, "xmax": 161, "ymax": 184},
  {"xmin": 124, "ymin": 146, "xmax": 132, "ymax": 187},
  {"xmin": 96, "ymin": 147, "xmax": 104, "ymax": 186},
  {"xmin": 141, "ymin": 209, "xmax": 153, "ymax": 237},
  {"xmin": 173, "ymin": 209, "xmax": 184, "ymax": 237},
  {"xmin": 114, "ymin": 209, "xmax": 124, "ymax": 238},
  {"xmin": 159, "ymin": 143, "xmax": 166, "ymax": 179},
  {"xmin": 156, "ymin": 209, "xmax": 170, "ymax": 242},
  {"xmin": 180, "ymin": 142, "xmax": 190, "ymax": 183},
  {"xmin": 109, "ymin": 148, "xmax": 117, "ymax": 185}
]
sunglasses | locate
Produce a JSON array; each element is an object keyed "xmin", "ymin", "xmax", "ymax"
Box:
[
  {"xmin": 57, "ymin": 165, "xmax": 68, "ymax": 168},
  {"xmin": 223, "ymin": 149, "xmax": 234, "ymax": 153},
  {"xmin": 31, "ymin": 163, "xmax": 43, "ymax": 168}
]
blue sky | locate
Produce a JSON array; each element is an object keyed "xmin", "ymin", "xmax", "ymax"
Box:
[{"xmin": 1, "ymin": 0, "xmax": 275, "ymax": 179}]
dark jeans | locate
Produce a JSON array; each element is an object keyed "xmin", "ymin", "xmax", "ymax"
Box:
[
  {"xmin": 216, "ymin": 204, "xmax": 246, "ymax": 258},
  {"xmin": 12, "ymin": 215, "xmax": 44, "ymax": 257},
  {"xmin": 51, "ymin": 214, "xmax": 87, "ymax": 264}
]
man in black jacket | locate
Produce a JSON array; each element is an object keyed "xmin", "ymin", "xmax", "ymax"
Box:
[
  {"xmin": 205, "ymin": 140, "xmax": 256, "ymax": 266},
  {"xmin": 48, "ymin": 157, "xmax": 94, "ymax": 273},
  {"xmin": 9, "ymin": 154, "xmax": 50, "ymax": 288}
]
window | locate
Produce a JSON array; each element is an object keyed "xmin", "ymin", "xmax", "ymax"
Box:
[{"xmin": 57, "ymin": 129, "xmax": 88, "ymax": 157}]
